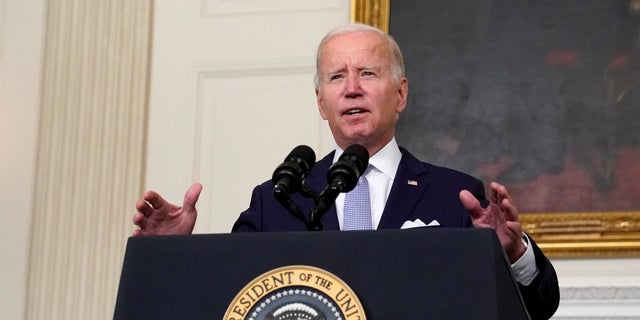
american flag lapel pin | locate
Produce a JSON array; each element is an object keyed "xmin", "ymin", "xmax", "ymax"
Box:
[{"xmin": 407, "ymin": 180, "xmax": 418, "ymax": 186}]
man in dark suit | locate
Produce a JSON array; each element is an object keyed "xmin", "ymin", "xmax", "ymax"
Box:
[{"xmin": 133, "ymin": 23, "xmax": 559, "ymax": 319}]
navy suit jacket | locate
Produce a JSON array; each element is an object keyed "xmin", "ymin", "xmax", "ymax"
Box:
[{"xmin": 232, "ymin": 148, "xmax": 559, "ymax": 319}]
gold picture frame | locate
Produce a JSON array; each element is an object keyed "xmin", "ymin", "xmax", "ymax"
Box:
[
  {"xmin": 350, "ymin": 0, "xmax": 389, "ymax": 33},
  {"xmin": 351, "ymin": 0, "xmax": 640, "ymax": 258}
]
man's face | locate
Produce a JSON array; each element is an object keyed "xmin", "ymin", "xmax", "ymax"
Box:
[{"xmin": 315, "ymin": 31, "xmax": 408, "ymax": 155}]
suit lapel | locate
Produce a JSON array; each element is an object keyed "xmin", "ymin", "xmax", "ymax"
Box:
[{"xmin": 378, "ymin": 149, "xmax": 430, "ymax": 229}]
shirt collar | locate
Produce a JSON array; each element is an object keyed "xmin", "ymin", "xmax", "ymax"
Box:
[{"xmin": 332, "ymin": 137, "xmax": 402, "ymax": 179}]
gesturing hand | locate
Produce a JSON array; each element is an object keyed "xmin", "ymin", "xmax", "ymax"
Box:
[
  {"xmin": 132, "ymin": 183, "xmax": 202, "ymax": 236},
  {"xmin": 459, "ymin": 182, "xmax": 526, "ymax": 263}
]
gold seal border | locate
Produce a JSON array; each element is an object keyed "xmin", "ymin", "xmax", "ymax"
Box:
[{"xmin": 223, "ymin": 265, "xmax": 366, "ymax": 320}]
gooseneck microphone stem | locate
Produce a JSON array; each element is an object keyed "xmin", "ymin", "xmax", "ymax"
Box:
[
  {"xmin": 307, "ymin": 144, "xmax": 369, "ymax": 230},
  {"xmin": 272, "ymin": 145, "xmax": 316, "ymax": 195},
  {"xmin": 273, "ymin": 188, "xmax": 315, "ymax": 231},
  {"xmin": 308, "ymin": 184, "xmax": 342, "ymax": 231},
  {"xmin": 272, "ymin": 144, "xmax": 369, "ymax": 232},
  {"xmin": 308, "ymin": 208, "xmax": 323, "ymax": 231}
]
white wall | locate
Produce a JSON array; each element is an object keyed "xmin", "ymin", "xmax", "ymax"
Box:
[
  {"xmin": 0, "ymin": 0, "xmax": 44, "ymax": 319},
  {"xmin": 552, "ymin": 258, "xmax": 640, "ymax": 319}
]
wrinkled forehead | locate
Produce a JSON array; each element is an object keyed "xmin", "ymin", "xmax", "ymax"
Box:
[{"xmin": 319, "ymin": 31, "xmax": 391, "ymax": 70}]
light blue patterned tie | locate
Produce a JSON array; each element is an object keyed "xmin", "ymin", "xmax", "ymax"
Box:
[{"xmin": 343, "ymin": 175, "xmax": 372, "ymax": 230}]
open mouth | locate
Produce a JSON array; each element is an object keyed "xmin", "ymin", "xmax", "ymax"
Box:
[{"xmin": 345, "ymin": 109, "xmax": 365, "ymax": 115}]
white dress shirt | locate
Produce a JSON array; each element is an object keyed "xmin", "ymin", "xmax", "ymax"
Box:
[{"xmin": 334, "ymin": 138, "xmax": 402, "ymax": 230}]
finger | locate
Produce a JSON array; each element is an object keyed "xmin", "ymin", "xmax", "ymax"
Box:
[
  {"xmin": 144, "ymin": 190, "xmax": 166, "ymax": 211},
  {"xmin": 501, "ymin": 198, "xmax": 520, "ymax": 222},
  {"xmin": 132, "ymin": 213, "xmax": 146, "ymax": 229},
  {"xmin": 491, "ymin": 181, "xmax": 514, "ymax": 205},
  {"xmin": 136, "ymin": 199, "xmax": 155, "ymax": 217},
  {"xmin": 491, "ymin": 182, "xmax": 519, "ymax": 222},
  {"xmin": 183, "ymin": 183, "xmax": 203, "ymax": 212},
  {"xmin": 488, "ymin": 182, "xmax": 500, "ymax": 203},
  {"xmin": 505, "ymin": 220, "xmax": 523, "ymax": 238},
  {"xmin": 459, "ymin": 189, "xmax": 482, "ymax": 219}
]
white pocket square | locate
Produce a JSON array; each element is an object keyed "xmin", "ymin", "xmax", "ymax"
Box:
[{"xmin": 400, "ymin": 219, "xmax": 440, "ymax": 229}]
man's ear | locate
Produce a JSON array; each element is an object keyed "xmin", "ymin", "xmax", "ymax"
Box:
[
  {"xmin": 396, "ymin": 77, "xmax": 409, "ymax": 114},
  {"xmin": 316, "ymin": 88, "xmax": 328, "ymax": 120}
]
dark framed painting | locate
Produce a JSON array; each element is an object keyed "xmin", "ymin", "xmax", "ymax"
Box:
[{"xmin": 353, "ymin": 0, "xmax": 640, "ymax": 257}]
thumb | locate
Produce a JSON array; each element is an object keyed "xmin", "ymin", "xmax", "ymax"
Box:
[
  {"xmin": 459, "ymin": 189, "xmax": 482, "ymax": 219},
  {"xmin": 183, "ymin": 183, "xmax": 203, "ymax": 212}
]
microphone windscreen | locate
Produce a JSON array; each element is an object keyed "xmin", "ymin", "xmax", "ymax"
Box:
[
  {"xmin": 288, "ymin": 145, "xmax": 316, "ymax": 173},
  {"xmin": 326, "ymin": 144, "xmax": 370, "ymax": 193},
  {"xmin": 340, "ymin": 144, "xmax": 369, "ymax": 176},
  {"xmin": 272, "ymin": 145, "xmax": 316, "ymax": 194}
]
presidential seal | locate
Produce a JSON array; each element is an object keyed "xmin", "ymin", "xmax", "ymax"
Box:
[{"xmin": 224, "ymin": 265, "xmax": 366, "ymax": 320}]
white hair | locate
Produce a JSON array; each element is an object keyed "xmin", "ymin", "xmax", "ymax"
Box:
[{"xmin": 313, "ymin": 23, "xmax": 406, "ymax": 89}]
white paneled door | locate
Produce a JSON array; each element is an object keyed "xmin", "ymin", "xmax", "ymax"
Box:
[{"xmin": 147, "ymin": 1, "xmax": 348, "ymax": 233}]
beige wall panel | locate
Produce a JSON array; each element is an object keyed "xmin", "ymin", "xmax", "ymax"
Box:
[{"xmin": 23, "ymin": 1, "xmax": 152, "ymax": 319}]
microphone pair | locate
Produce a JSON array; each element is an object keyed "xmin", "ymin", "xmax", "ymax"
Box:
[
  {"xmin": 271, "ymin": 144, "xmax": 370, "ymax": 231},
  {"xmin": 272, "ymin": 144, "xmax": 369, "ymax": 196}
]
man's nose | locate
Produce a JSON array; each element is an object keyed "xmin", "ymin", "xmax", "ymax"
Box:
[{"xmin": 344, "ymin": 74, "xmax": 362, "ymax": 97}]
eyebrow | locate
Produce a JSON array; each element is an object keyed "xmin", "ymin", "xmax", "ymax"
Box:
[{"xmin": 326, "ymin": 65, "xmax": 381, "ymax": 75}]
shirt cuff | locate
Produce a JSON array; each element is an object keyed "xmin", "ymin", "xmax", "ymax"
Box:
[{"xmin": 511, "ymin": 234, "xmax": 539, "ymax": 286}]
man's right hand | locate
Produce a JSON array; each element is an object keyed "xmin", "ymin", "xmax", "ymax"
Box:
[{"xmin": 132, "ymin": 183, "xmax": 202, "ymax": 236}]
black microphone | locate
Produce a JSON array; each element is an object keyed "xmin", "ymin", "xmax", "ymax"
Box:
[
  {"xmin": 272, "ymin": 145, "xmax": 316, "ymax": 195},
  {"xmin": 326, "ymin": 144, "xmax": 369, "ymax": 193},
  {"xmin": 308, "ymin": 144, "xmax": 369, "ymax": 230}
]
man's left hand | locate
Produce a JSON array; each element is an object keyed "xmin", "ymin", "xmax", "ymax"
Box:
[{"xmin": 459, "ymin": 182, "xmax": 526, "ymax": 263}]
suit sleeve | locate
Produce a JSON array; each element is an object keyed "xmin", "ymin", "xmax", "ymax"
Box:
[
  {"xmin": 518, "ymin": 238, "xmax": 560, "ymax": 320},
  {"xmin": 231, "ymin": 185, "xmax": 264, "ymax": 232},
  {"xmin": 468, "ymin": 176, "xmax": 559, "ymax": 319}
]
